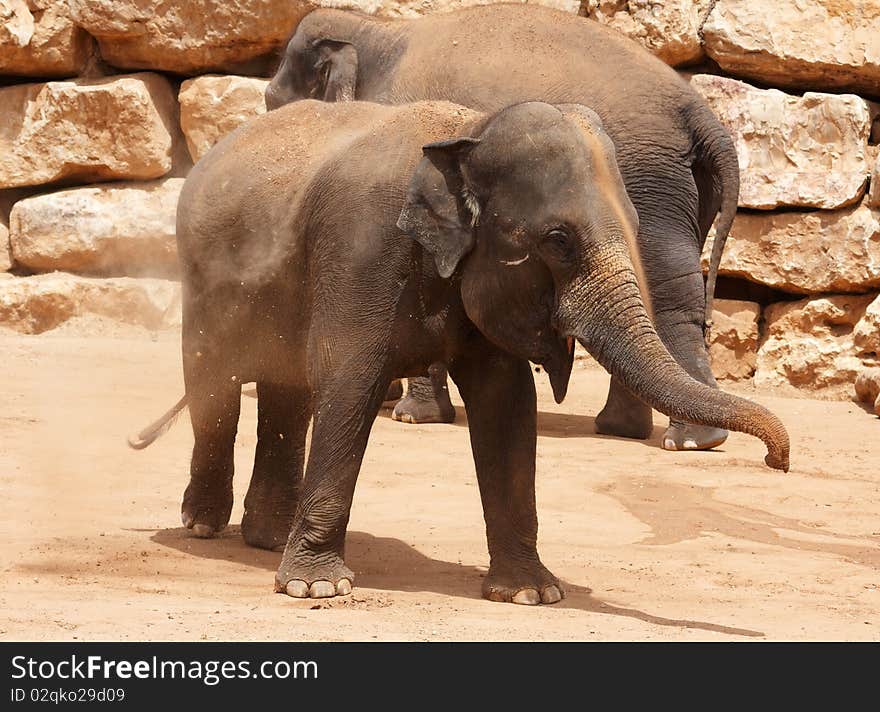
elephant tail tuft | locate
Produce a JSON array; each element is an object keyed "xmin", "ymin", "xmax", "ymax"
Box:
[{"xmin": 127, "ymin": 394, "xmax": 189, "ymax": 450}]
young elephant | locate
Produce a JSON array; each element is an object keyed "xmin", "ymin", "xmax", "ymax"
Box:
[
  {"xmin": 265, "ymin": 5, "xmax": 741, "ymax": 451},
  {"xmin": 138, "ymin": 100, "xmax": 789, "ymax": 604}
]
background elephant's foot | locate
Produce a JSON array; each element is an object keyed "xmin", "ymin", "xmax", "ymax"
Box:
[
  {"xmin": 181, "ymin": 479, "xmax": 233, "ymax": 538},
  {"xmin": 241, "ymin": 482, "xmax": 297, "ymax": 551},
  {"xmin": 391, "ymin": 365, "xmax": 456, "ymax": 424},
  {"xmin": 482, "ymin": 560, "xmax": 564, "ymax": 606},
  {"xmin": 392, "ymin": 391, "xmax": 455, "ymax": 424},
  {"xmin": 275, "ymin": 543, "xmax": 354, "ymax": 599},
  {"xmin": 662, "ymin": 421, "xmax": 728, "ymax": 451},
  {"xmin": 595, "ymin": 377, "xmax": 653, "ymax": 440}
]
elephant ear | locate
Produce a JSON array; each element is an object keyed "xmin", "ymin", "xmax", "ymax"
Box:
[
  {"xmin": 396, "ymin": 138, "xmax": 481, "ymax": 279},
  {"xmin": 314, "ymin": 39, "xmax": 358, "ymax": 101}
]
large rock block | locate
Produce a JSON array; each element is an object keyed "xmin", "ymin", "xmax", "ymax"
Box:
[
  {"xmin": 756, "ymin": 294, "xmax": 877, "ymax": 394},
  {"xmin": 179, "ymin": 76, "xmax": 268, "ymax": 162},
  {"xmin": 0, "ymin": 220, "xmax": 10, "ymax": 272},
  {"xmin": 9, "ymin": 178, "xmax": 183, "ymax": 277},
  {"xmin": 69, "ymin": 0, "xmax": 314, "ymax": 74},
  {"xmin": 854, "ymin": 368, "xmax": 880, "ymax": 416},
  {"xmin": 0, "ymin": 272, "xmax": 181, "ymax": 334},
  {"xmin": 869, "ymin": 154, "xmax": 880, "ymax": 209},
  {"xmin": 854, "ymin": 293, "xmax": 880, "ymax": 359},
  {"xmin": 702, "ymin": 0, "xmax": 880, "ymax": 96},
  {"xmin": 691, "ymin": 75, "xmax": 871, "ymax": 210},
  {"xmin": 0, "ymin": 74, "xmax": 177, "ymax": 190},
  {"xmin": 320, "ymin": 0, "xmax": 580, "ymax": 19},
  {"xmin": 708, "ymin": 298, "xmax": 760, "ymax": 381},
  {"xmin": 582, "ymin": 0, "xmax": 710, "ymax": 66},
  {"xmin": 0, "ymin": 0, "xmax": 95, "ymax": 77},
  {"xmin": 0, "ymin": 0, "xmax": 31, "ymax": 47},
  {"xmin": 701, "ymin": 202, "xmax": 880, "ymax": 295}
]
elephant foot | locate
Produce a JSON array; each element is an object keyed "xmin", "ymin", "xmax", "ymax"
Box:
[
  {"xmin": 661, "ymin": 421, "xmax": 728, "ymax": 451},
  {"xmin": 595, "ymin": 403, "xmax": 653, "ymax": 440},
  {"xmin": 181, "ymin": 479, "xmax": 233, "ymax": 538},
  {"xmin": 241, "ymin": 478, "xmax": 297, "ymax": 551},
  {"xmin": 382, "ymin": 379, "xmax": 404, "ymax": 405},
  {"xmin": 241, "ymin": 507, "xmax": 294, "ymax": 551},
  {"xmin": 275, "ymin": 552, "xmax": 355, "ymax": 599},
  {"xmin": 391, "ymin": 390, "xmax": 456, "ymax": 424},
  {"xmin": 482, "ymin": 562, "xmax": 564, "ymax": 606}
]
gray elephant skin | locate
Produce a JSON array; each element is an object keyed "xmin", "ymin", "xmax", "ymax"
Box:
[
  {"xmin": 133, "ymin": 99, "xmax": 788, "ymax": 604},
  {"xmin": 266, "ymin": 4, "xmax": 741, "ymax": 451}
]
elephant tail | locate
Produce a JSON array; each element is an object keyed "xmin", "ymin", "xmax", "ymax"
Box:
[
  {"xmin": 689, "ymin": 103, "xmax": 740, "ymax": 340},
  {"xmin": 127, "ymin": 394, "xmax": 188, "ymax": 450}
]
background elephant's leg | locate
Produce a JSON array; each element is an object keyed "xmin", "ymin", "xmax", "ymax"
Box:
[
  {"xmin": 651, "ymin": 275, "xmax": 728, "ymax": 451},
  {"xmin": 595, "ymin": 377, "xmax": 654, "ymax": 439},
  {"xmin": 391, "ymin": 362, "xmax": 456, "ymax": 424},
  {"xmin": 181, "ymin": 374, "xmax": 242, "ymax": 538},
  {"xmin": 241, "ymin": 382, "xmax": 310, "ymax": 551},
  {"xmin": 276, "ymin": 366, "xmax": 390, "ymax": 599},
  {"xmin": 450, "ymin": 341, "xmax": 562, "ymax": 606},
  {"xmin": 596, "ymin": 173, "xmax": 727, "ymax": 451}
]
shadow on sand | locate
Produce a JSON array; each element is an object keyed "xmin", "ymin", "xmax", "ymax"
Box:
[
  {"xmin": 152, "ymin": 526, "xmax": 763, "ymax": 638},
  {"xmin": 377, "ymin": 405, "xmax": 669, "ymax": 447}
]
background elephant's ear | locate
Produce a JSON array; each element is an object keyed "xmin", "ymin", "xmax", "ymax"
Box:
[
  {"xmin": 397, "ymin": 138, "xmax": 481, "ymax": 279},
  {"xmin": 314, "ymin": 39, "xmax": 358, "ymax": 101}
]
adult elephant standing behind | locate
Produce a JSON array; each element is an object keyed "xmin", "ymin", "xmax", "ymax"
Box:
[{"xmin": 265, "ymin": 4, "xmax": 740, "ymax": 452}]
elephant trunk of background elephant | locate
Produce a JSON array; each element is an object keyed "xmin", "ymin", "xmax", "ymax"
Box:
[{"xmin": 558, "ymin": 240, "xmax": 790, "ymax": 472}]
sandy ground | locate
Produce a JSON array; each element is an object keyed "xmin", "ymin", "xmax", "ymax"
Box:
[{"xmin": 1, "ymin": 321, "xmax": 878, "ymax": 642}]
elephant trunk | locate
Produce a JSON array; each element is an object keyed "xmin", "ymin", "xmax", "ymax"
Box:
[{"xmin": 558, "ymin": 242, "xmax": 790, "ymax": 472}]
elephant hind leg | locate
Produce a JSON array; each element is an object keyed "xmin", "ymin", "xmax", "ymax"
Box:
[
  {"xmin": 182, "ymin": 375, "xmax": 242, "ymax": 538},
  {"xmin": 595, "ymin": 376, "xmax": 654, "ymax": 440},
  {"xmin": 653, "ymin": 297, "xmax": 728, "ymax": 451},
  {"xmin": 242, "ymin": 382, "xmax": 311, "ymax": 551}
]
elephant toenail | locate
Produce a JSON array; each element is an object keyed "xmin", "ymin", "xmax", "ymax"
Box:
[
  {"xmin": 191, "ymin": 524, "xmax": 215, "ymax": 538},
  {"xmin": 512, "ymin": 589, "xmax": 541, "ymax": 605},
  {"xmin": 284, "ymin": 580, "xmax": 309, "ymax": 598},
  {"xmin": 336, "ymin": 579, "xmax": 352, "ymax": 596},
  {"xmin": 662, "ymin": 438, "xmax": 676, "ymax": 450},
  {"xmin": 683, "ymin": 439, "xmax": 698, "ymax": 449},
  {"xmin": 541, "ymin": 585, "xmax": 563, "ymax": 604},
  {"xmin": 309, "ymin": 581, "xmax": 336, "ymax": 598}
]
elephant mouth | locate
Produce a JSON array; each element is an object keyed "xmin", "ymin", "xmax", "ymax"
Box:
[{"xmin": 541, "ymin": 333, "xmax": 575, "ymax": 404}]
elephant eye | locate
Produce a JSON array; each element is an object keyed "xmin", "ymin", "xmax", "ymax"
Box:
[{"xmin": 540, "ymin": 228, "xmax": 576, "ymax": 265}]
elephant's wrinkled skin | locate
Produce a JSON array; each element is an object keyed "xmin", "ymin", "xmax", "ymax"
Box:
[
  {"xmin": 141, "ymin": 99, "xmax": 788, "ymax": 603},
  {"xmin": 266, "ymin": 5, "xmax": 740, "ymax": 451}
]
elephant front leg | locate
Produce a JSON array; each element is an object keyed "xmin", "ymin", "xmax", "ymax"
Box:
[
  {"xmin": 391, "ymin": 362, "xmax": 456, "ymax": 424},
  {"xmin": 450, "ymin": 342, "xmax": 562, "ymax": 605},
  {"xmin": 275, "ymin": 371, "xmax": 389, "ymax": 599}
]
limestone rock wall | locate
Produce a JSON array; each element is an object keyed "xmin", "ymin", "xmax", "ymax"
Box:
[
  {"xmin": 0, "ymin": 0, "xmax": 95, "ymax": 77},
  {"xmin": 0, "ymin": 0, "xmax": 877, "ymax": 400}
]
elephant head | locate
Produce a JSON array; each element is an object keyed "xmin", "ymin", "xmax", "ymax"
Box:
[
  {"xmin": 265, "ymin": 12, "xmax": 361, "ymax": 109},
  {"xmin": 397, "ymin": 102, "xmax": 790, "ymax": 471}
]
